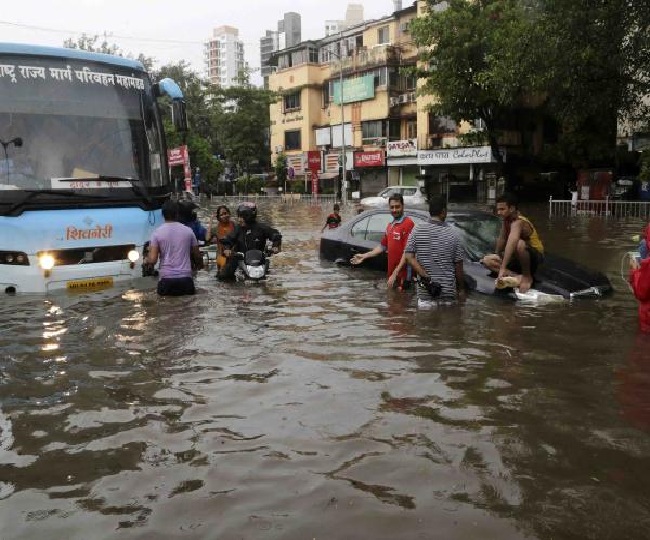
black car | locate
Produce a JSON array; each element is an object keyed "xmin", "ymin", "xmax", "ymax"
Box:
[{"xmin": 320, "ymin": 208, "xmax": 613, "ymax": 300}]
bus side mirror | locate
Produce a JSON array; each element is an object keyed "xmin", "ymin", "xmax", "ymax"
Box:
[{"xmin": 171, "ymin": 99, "xmax": 188, "ymax": 132}]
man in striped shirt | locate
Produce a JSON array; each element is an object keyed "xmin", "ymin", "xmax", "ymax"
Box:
[{"xmin": 404, "ymin": 196, "xmax": 465, "ymax": 306}]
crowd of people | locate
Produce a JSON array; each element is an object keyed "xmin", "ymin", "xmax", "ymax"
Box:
[
  {"xmin": 144, "ymin": 199, "xmax": 281, "ymax": 296},
  {"xmin": 145, "ymin": 192, "xmax": 650, "ymax": 334}
]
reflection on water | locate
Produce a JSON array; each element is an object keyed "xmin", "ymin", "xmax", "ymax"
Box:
[{"xmin": 1, "ymin": 202, "xmax": 649, "ymax": 539}]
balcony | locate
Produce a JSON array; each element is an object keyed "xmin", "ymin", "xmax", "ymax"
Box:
[{"xmin": 331, "ymin": 44, "xmax": 401, "ymax": 75}]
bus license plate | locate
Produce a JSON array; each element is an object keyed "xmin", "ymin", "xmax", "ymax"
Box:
[{"xmin": 66, "ymin": 277, "xmax": 114, "ymax": 291}]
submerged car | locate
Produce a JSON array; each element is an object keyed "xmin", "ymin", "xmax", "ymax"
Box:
[
  {"xmin": 358, "ymin": 185, "xmax": 427, "ymax": 210},
  {"xmin": 320, "ymin": 208, "xmax": 613, "ymax": 300}
]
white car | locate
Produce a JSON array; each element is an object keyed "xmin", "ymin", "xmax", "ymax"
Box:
[{"xmin": 359, "ymin": 185, "xmax": 427, "ymax": 209}]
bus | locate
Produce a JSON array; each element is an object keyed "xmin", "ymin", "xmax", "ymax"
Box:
[{"xmin": 0, "ymin": 43, "xmax": 187, "ymax": 294}]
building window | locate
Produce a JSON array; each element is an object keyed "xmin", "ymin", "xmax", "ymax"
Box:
[
  {"xmin": 371, "ymin": 67, "xmax": 388, "ymax": 88},
  {"xmin": 377, "ymin": 26, "xmax": 389, "ymax": 44},
  {"xmin": 308, "ymin": 47, "xmax": 319, "ymax": 63},
  {"xmin": 362, "ymin": 120, "xmax": 386, "ymax": 144},
  {"xmin": 284, "ymin": 130, "xmax": 302, "ymax": 151},
  {"xmin": 406, "ymin": 120, "xmax": 417, "ymax": 140},
  {"xmin": 283, "ymin": 92, "xmax": 301, "ymax": 112},
  {"xmin": 323, "ymin": 82, "xmax": 330, "ymax": 106}
]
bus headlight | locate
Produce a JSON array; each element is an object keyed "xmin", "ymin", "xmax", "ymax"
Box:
[
  {"xmin": 127, "ymin": 249, "xmax": 140, "ymax": 269},
  {"xmin": 39, "ymin": 253, "xmax": 55, "ymax": 277}
]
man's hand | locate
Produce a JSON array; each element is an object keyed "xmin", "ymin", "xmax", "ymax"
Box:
[
  {"xmin": 271, "ymin": 246, "xmax": 280, "ymax": 254},
  {"xmin": 387, "ymin": 273, "xmax": 397, "ymax": 289},
  {"xmin": 223, "ymin": 249, "xmax": 232, "ymax": 258},
  {"xmin": 630, "ymin": 256, "xmax": 640, "ymax": 271},
  {"xmin": 350, "ymin": 253, "xmax": 365, "ymax": 265}
]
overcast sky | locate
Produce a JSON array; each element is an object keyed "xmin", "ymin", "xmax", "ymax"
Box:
[{"xmin": 0, "ymin": 0, "xmax": 397, "ymax": 76}]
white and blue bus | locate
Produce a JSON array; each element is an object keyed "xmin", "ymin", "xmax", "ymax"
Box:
[{"xmin": 0, "ymin": 43, "xmax": 187, "ymax": 294}]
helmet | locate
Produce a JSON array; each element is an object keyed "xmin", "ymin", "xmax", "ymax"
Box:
[{"xmin": 237, "ymin": 202, "xmax": 257, "ymax": 224}]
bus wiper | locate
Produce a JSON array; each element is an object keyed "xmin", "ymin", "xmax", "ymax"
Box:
[{"xmin": 3, "ymin": 189, "xmax": 109, "ymax": 214}]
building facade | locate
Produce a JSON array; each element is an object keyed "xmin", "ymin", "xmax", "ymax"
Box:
[
  {"xmin": 268, "ymin": 0, "xmax": 508, "ymax": 202},
  {"xmin": 205, "ymin": 25, "xmax": 245, "ymax": 88}
]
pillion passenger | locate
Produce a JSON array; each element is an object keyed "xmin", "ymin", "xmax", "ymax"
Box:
[{"xmin": 145, "ymin": 200, "xmax": 204, "ymax": 296}]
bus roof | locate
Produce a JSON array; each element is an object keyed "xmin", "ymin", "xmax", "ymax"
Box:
[{"xmin": 0, "ymin": 42, "xmax": 145, "ymax": 71}]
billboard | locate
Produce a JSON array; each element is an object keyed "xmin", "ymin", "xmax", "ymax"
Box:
[{"xmin": 333, "ymin": 75, "xmax": 375, "ymax": 104}]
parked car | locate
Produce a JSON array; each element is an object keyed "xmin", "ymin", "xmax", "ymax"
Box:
[
  {"xmin": 358, "ymin": 185, "xmax": 427, "ymax": 210},
  {"xmin": 320, "ymin": 208, "xmax": 613, "ymax": 300}
]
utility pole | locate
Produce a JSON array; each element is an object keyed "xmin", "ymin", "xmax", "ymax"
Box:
[{"xmin": 339, "ymin": 31, "xmax": 348, "ymax": 205}]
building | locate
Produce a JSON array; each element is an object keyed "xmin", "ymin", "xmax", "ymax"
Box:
[
  {"xmin": 325, "ymin": 3, "xmax": 364, "ymax": 37},
  {"xmin": 268, "ymin": 0, "xmax": 512, "ymax": 203},
  {"xmin": 260, "ymin": 13, "xmax": 302, "ymax": 88},
  {"xmin": 205, "ymin": 25, "xmax": 245, "ymax": 88}
]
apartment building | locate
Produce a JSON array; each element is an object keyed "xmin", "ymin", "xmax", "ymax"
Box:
[
  {"xmin": 260, "ymin": 13, "xmax": 302, "ymax": 89},
  {"xmin": 205, "ymin": 25, "xmax": 245, "ymax": 88},
  {"xmin": 268, "ymin": 0, "xmax": 505, "ymax": 201}
]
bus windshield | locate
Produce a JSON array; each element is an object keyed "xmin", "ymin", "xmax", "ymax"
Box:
[{"xmin": 0, "ymin": 54, "xmax": 166, "ymax": 195}]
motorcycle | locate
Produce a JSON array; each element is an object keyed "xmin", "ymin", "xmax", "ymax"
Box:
[{"xmin": 233, "ymin": 246, "xmax": 272, "ymax": 282}]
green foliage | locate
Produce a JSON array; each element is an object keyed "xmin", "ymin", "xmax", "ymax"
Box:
[
  {"xmin": 210, "ymin": 73, "xmax": 279, "ymax": 177},
  {"xmin": 274, "ymin": 153, "xmax": 288, "ymax": 184},
  {"xmin": 639, "ymin": 153, "xmax": 650, "ymax": 184}
]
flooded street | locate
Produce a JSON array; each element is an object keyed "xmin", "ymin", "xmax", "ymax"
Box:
[{"xmin": 1, "ymin": 201, "xmax": 650, "ymax": 540}]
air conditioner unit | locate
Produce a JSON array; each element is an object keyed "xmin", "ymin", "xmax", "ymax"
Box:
[
  {"xmin": 408, "ymin": 92, "xmax": 416, "ymax": 102},
  {"xmin": 389, "ymin": 97, "xmax": 399, "ymax": 107},
  {"xmin": 398, "ymin": 94, "xmax": 409, "ymax": 104}
]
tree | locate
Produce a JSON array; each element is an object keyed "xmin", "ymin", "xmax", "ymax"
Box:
[
  {"xmin": 64, "ymin": 34, "xmax": 122, "ymax": 55},
  {"xmin": 210, "ymin": 71, "xmax": 279, "ymax": 181},
  {"xmin": 410, "ymin": 0, "xmax": 541, "ymax": 177},
  {"xmin": 153, "ymin": 62, "xmax": 224, "ymax": 188},
  {"xmin": 535, "ymin": 0, "xmax": 650, "ymax": 167}
]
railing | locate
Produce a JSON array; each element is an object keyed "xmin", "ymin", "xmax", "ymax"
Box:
[{"xmin": 549, "ymin": 196, "xmax": 650, "ymax": 219}]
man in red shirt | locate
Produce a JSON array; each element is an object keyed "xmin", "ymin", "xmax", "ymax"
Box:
[{"xmin": 350, "ymin": 194, "xmax": 415, "ymax": 289}]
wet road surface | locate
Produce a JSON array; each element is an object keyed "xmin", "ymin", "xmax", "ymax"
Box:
[{"xmin": 1, "ymin": 201, "xmax": 649, "ymax": 539}]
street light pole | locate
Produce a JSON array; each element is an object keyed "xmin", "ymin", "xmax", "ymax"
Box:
[{"xmin": 339, "ymin": 32, "xmax": 348, "ymax": 205}]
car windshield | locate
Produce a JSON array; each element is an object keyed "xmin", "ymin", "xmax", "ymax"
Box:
[{"xmin": 448, "ymin": 214, "xmax": 501, "ymax": 261}]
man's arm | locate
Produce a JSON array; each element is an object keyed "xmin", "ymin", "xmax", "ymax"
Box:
[
  {"xmin": 455, "ymin": 260, "xmax": 465, "ymax": 296},
  {"xmin": 191, "ymin": 245, "xmax": 204, "ymax": 270},
  {"xmin": 146, "ymin": 243, "xmax": 159, "ymax": 265},
  {"xmin": 387, "ymin": 252, "xmax": 407, "ymax": 288},
  {"xmin": 404, "ymin": 252, "xmax": 427, "ymax": 279},
  {"xmin": 495, "ymin": 223, "xmax": 507, "ymax": 253},
  {"xmin": 499, "ymin": 220, "xmax": 523, "ymax": 275},
  {"xmin": 351, "ymin": 244, "xmax": 384, "ymax": 265}
]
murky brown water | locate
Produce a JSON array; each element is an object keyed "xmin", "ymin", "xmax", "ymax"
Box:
[{"xmin": 1, "ymin": 201, "xmax": 650, "ymax": 540}]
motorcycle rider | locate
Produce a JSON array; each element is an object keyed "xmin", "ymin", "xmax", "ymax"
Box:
[{"xmin": 219, "ymin": 202, "xmax": 282, "ymax": 280}]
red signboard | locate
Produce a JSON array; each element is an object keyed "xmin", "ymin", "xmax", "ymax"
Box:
[
  {"xmin": 354, "ymin": 150, "xmax": 385, "ymax": 168},
  {"xmin": 168, "ymin": 145, "xmax": 188, "ymax": 167},
  {"xmin": 307, "ymin": 150, "xmax": 322, "ymax": 171}
]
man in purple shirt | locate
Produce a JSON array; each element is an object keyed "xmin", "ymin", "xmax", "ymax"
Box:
[{"xmin": 146, "ymin": 200, "xmax": 203, "ymax": 296}]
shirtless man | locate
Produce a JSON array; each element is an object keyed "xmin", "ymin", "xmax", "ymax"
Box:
[{"xmin": 481, "ymin": 192, "xmax": 544, "ymax": 293}]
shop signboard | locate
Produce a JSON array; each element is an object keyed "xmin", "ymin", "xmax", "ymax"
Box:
[
  {"xmin": 418, "ymin": 145, "xmax": 506, "ymax": 165},
  {"xmin": 387, "ymin": 139, "xmax": 417, "ymax": 157},
  {"xmin": 354, "ymin": 150, "xmax": 385, "ymax": 168}
]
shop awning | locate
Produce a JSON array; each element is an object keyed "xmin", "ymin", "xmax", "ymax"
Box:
[{"xmin": 318, "ymin": 172, "xmax": 339, "ymax": 180}]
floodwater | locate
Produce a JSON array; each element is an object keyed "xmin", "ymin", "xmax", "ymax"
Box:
[{"xmin": 1, "ymin": 201, "xmax": 650, "ymax": 540}]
